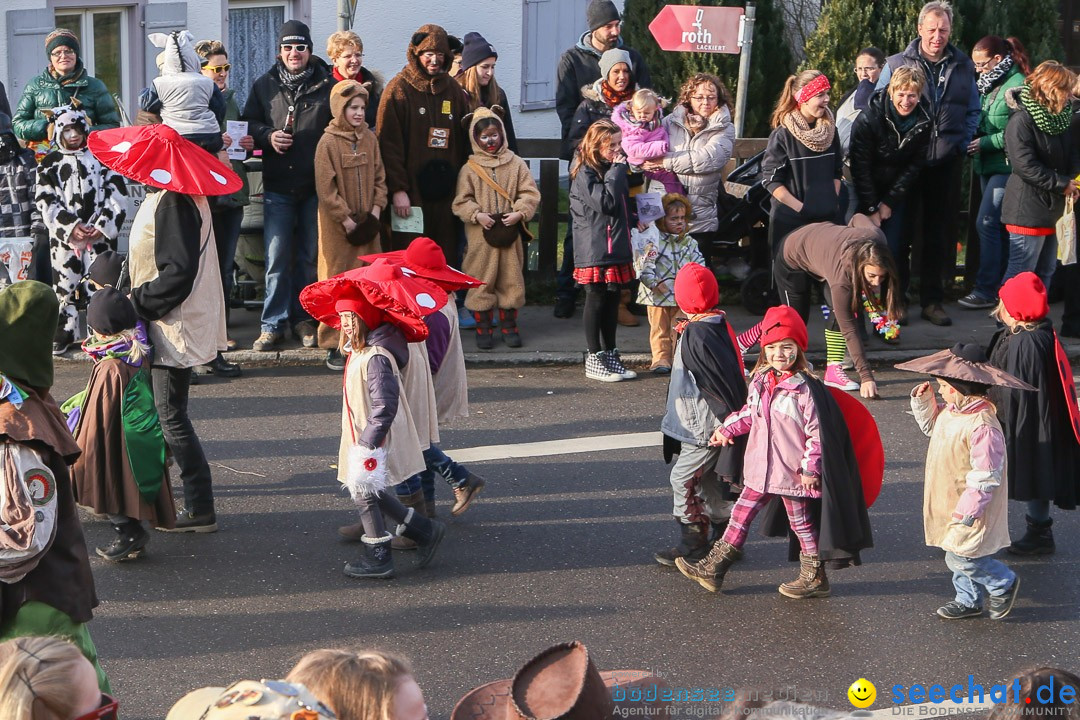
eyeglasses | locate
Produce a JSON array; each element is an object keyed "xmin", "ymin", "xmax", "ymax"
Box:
[
  {"xmin": 973, "ymin": 58, "xmax": 998, "ymax": 70},
  {"xmin": 854, "ymin": 65, "xmax": 879, "ymax": 74},
  {"xmin": 73, "ymin": 694, "xmax": 119, "ymax": 720},
  {"xmin": 204, "ymin": 63, "xmax": 231, "ymax": 73},
  {"xmin": 281, "ymin": 44, "xmax": 309, "ymax": 53},
  {"xmin": 50, "ymin": 49, "xmax": 76, "ymax": 58},
  {"xmin": 690, "ymin": 95, "xmax": 718, "ymax": 104}
]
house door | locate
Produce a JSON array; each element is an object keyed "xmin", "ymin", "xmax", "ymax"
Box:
[{"xmin": 54, "ymin": 7, "xmax": 130, "ymax": 120}]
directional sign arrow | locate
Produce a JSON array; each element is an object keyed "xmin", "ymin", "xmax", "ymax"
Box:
[{"xmin": 648, "ymin": 5, "xmax": 744, "ymax": 54}]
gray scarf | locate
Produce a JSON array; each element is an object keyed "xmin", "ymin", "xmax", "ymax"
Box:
[{"xmin": 277, "ymin": 63, "xmax": 313, "ymax": 95}]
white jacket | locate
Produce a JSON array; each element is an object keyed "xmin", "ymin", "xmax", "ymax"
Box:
[{"xmin": 661, "ymin": 104, "xmax": 735, "ymax": 234}]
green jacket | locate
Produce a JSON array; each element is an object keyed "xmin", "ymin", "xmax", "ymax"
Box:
[
  {"xmin": 974, "ymin": 64, "xmax": 1025, "ymax": 177},
  {"xmin": 13, "ymin": 65, "xmax": 120, "ymax": 142},
  {"xmin": 217, "ymin": 88, "xmax": 250, "ymax": 208}
]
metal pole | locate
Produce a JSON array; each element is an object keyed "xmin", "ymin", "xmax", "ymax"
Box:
[
  {"xmin": 337, "ymin": 0, "xmax": 350, "ymax": 31},
  {"xmin": 734, "ymin": 2, "xmax": 756, "ymax": 139}
]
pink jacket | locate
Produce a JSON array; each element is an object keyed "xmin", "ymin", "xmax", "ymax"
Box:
[
  {"xmin": 612, "ymin": 102, "xmax": 670, "ymax": 166},
  {"xmin": 719, "ymin": 372, "xmax": 822, "ymax": 498}
]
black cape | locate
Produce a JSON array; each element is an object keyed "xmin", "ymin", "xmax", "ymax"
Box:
[
  {"xmin": 759, "ymin": 373, "xmax": 873, "ymax": 569},
  {"xmin": 987, "ymin": 322, "xmax": 1080, "ymax": 509}
]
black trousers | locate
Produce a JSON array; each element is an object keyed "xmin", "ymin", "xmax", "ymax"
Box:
[
  {"xmin": 909, "ymin": 157, "xmax": 962, "ymax": 307},
  {"xmin": 151, "ymin": 366, "xmax": 214, "ymax": 514}
]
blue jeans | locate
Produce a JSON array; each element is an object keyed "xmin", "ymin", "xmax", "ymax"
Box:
[
  {"xmin": 880, "ymin": 201, "xmax": 909, "ymax": 295},
  {"xmin": 212, "ymin": 206, "xmax": 245, "ymax": 307},
  {"xmin": 973, "ymin": 174, "xmax": 1010, "ymax": 299},
  {"xmin": 396, "ymin": 445, "xmax": 468, "ymax": 501},
  {"xmin": 261, "ymin": 191, "xmax": 318, "ymax": 334},
  {"xmin": 944, "ymin": 551, "xmax": 1016, "ymax": 608},
  {"xmin": 1004, "ymin": 231, "xmax": 1057, "ymax": 289}
]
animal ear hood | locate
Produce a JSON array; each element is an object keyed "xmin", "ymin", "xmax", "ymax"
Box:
[{"xmin": 407, "ymin": 24, "xmax": 452, "ymax": 72}]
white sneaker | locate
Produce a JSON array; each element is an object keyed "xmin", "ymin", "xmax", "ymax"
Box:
[
  {"xmin": 585, "ymin": 352, "xmax": 622, "ymax": 382},
  {"xmin": 604, "ymin": 349, "xmax": 637, "ymax": 379}
]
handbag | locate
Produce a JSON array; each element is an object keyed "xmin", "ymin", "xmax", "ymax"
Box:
[
  {"xmin": 1057, "ymin": 195, "xmax": 1077, "ymax": 266},
  {"xmin": 467, "ymin": 160, "xmax": 534, "ymax": 249},
  {"xmin": 345, "ymin": 212, "xmax": 382, "ymax": 246}
]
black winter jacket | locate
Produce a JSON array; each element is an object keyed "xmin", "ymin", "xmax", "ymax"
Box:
[
  {"xmin": 567, "ymin": 83, "xmax": 620, "ymax": 158},
  {"xmin": 569, "ymin": 161, "xmax": 635, "ymax": 269},
  {"xmin": 762, "ymin": 125, "xmax": 843, "ymax": 247},
  {"xmin": 1001, "ymin": 89, "xmax": 1080, "ymax": 229},
  {"xmin": 556, "ymin": 32, "xmax": 651, "ymax": 160},
  {"xmin": 848, "ymin": 90, "xmax": 931, "ymax": 213},
  {"xmin": 241, "ymin": 57, "xmax": 334, "ymax": 196}
]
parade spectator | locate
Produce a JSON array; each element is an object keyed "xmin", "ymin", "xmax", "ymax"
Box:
[
  {"xmin": 287, "ymin": 648, "xmax": 429, "ymax": 720},
  {"xmin": 654, "ymin": 72, "xmax": 736, "ymax": 265},
  {"xmin": 148, "ymin": 31, "xmax": 223, "ymax": 153},
  {"xmin": 0, "ymin": 636, "xmax": 112, "ymax": 719},
  {"xmin": 0, "ymin": 112, "xmax": 45, "ymax": 283},
  {"xmin": 837, "ymin": 47, "xmax": 884, "ymax": 154},
  {"xmin": 194, "ymin": 38, "xmax": 251, "ymax": 376},
  {"xmin": 1001, "ymin": 61, "xmax": 1080, "ymax": 293},
  {"xmin": 315, "ymin": 80, "xmax": 387, "ymax": 371},
  {"xmin": 242, "ymin": 20, "xmax": 333, "ymax": 352},
  {"xmin": 326, "ymin": 31, "xmax": 383, "ymax": 129},
  {"xmin": 876, "ymin": 1, "xmax": 980, "ymax": 327},
  {"xmin": 376, "ymin": 24, "xmax": 469, "ymax": 261},
  {"xmin": 12, "ymin": 29, "xmax": 120, "ymax": 144},
  {"xmin": 612, "ymin": 88, "xmax": 683, "ymax": 195},
  {"xmin": 457, "ymin": 32, "xmax": 517, "ymax": 153},
  {"xmin": 987, "ymin": 273, "xmax": 1080, "ymax": 556},
  {"xmin": 553, "ymin": 0, "xmax": 651, "ymax": 319}
]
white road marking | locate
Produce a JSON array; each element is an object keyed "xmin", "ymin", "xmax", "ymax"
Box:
[{"xmin": 447, "ymin": 431, "xmax": 662, "ymax": 463}]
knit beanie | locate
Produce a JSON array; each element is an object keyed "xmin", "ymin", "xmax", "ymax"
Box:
[
  {"xmin": 587, "ymin": 0, "xmax": 621, "ymax": 31},
  {"xmin": 45, "ymin": 29, "xmax": 81, "ymax": 59},
  {"xmin": 599, "ymin": 49, "xmax": 632, "ymax": 83},
  {"xmin": 87, "ymin": 250, "xmax": 125, "ymax": 289},
  {"xmin": 674, "ymin": 263, "xmax": 719, "ymax": 315},
  {"xmin": 998, "ymin": 271, "xmax": 1049, "ymax": 322},
  {"xmin": 760, "ymin": 305, "xmax": 808, "ymax": 351},
  {"xmin": 460, "ymin": 32, "xmax": 497, "ymax": 73},
  {"xmin": 87, "ymin": 287, "xmax": 138, "ymax": 336},
  {"xmin": 277, "ymin": 20, "xmax": 312, "ymax": 48}
]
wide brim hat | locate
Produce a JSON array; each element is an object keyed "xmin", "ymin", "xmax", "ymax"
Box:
[
  {"xmin": 88, "ymin": 124, "xmax": 241, "ymax": 196},
  {"xmin": 299, "ymin": 258, "xmax": 447, "ymax": 342},
  {"xmin": 359, "ymin": 237, "xmax": 482, "ymax": 291},
  {"xmin": 166, "ymin": 680, "xmax": 334, "ymax": 720},
  {"xmin": 450, "ymin": 641, "xmax": 670, "ymax": 720},
  {"xmin": 895, "ymin": 343, "xmax": 1035, "ymax": 391}
]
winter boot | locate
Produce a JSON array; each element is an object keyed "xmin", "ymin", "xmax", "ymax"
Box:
[
  {"xmin": 474, "ymin": 310, "xmax": 495, "ymax": 350},
  {"xmin": 778, "ymin": 553, "xmax": 831, "ymax": 598},
  {"xmin": 451, "ymin": 472, "xmax": 486, "ymax": 516},
  {"xmin": 392, "ymin": 490, "xmax": 427, "ymax": 550},
  {"xmin": 675, "ymin": 540, "xmax": 742, "ymax": 592},
  {"xmin": 1007, "ymin": 516, "xmax": 1055, "ymax": 556},
  {"xmin": 338, "ymin": 522, "xmax": 365, "ymax": 541},
  {"xmin": 618, "ymin": 289, "xmax": 639, "ymax": 326},
  {"xmin": 96, "ymin": 520, "xmax": 150, "ymax": 562},
  {"xmin": 425, "ymin": 499, "xmax": 438, "ymax": 518},
  {"xmin": 343, "ymin": 534, "xmax": 395, "ymax": 579},
  {"xmin": 654, "ymin": 520, "xmax": 710, "ymax": 567},
  {"xmin": 499, "ymin": 309, "xmax": 522, "ymax": 348},
  {"xmin": 397, "ymin": 508, "xmax": 446, "ymax": 569}
]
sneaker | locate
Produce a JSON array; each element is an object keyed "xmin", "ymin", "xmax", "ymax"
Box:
[
  {"xmin": 958, "ymin": 292, "xmax": 996, "ymax": 310},
  {"xmin": 585, "ymin": 352, "xmax": 622, "ymax": 382},
  {"xmin": 553, "ymin": 296, "xmax": 575, "ymax": 319},
  {"xmin": 936, "ymin": 601, "xmax": 983, "ymax": 619},
  {"xmin": 604, "ymin": 349, "xmax": 637, "ymax": 380},
  {"xmin": 326, "ymin": 349, "xmax": 346, "ymax": 371},
  {"xmin": 253, "ymin": 331, "xmax": 283, "ymax": 352},
  {"xmin": 52, "ymin": 330, "xmax": 74, "ymax": 356},
  {"xmin": 451, "ymin": 472, "xmax": 486, "ymax": 516},
  {"xmin": 823, "ymin": 363, "xmax": 859, "ymax": 391},
  {"xmin": 652, "ymin": 365, "xmax": 672, "ymax": 375},
  {"xmin": 921, "ymin": 304, "xmax": 953, "ymax": 326},
  {"xmin": 156, "ymin": 508, "xmax": 217, "ymax": 533},
  {"xmin": 293, "ymin": 320, "xmax": 318, "ymax": 348},
  {"xmin": 988, "ymin": 577, "xmax": 1020, "ymax": 620},
  {"xmin": 458, "ymin": 306, "xmax": 476, "ymax": 329}
]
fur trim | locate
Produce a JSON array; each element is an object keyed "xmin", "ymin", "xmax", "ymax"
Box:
[
  {"xmin": 343, "ymin": 444, "xmax": 392, "ymax": 499},
  {"xmin": 362, "ymin": 532, "xmax": 393, "ymax": 545}
]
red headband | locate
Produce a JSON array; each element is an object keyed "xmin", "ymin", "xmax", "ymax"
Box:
[{"xmin": 795, "ymin": 74, "xmax": 831, "ymax": 105}]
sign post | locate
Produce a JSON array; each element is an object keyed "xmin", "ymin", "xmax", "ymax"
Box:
[{"xmin": 734, "ymin": 3, "xmax": 755, "ymax": 139}]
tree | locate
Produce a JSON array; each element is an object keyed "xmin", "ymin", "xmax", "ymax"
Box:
[{"xmin": 621, "ymin": 0, "xmax": 794, "ymax": 137}]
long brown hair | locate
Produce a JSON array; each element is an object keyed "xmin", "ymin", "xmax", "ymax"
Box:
[
  {"xmin": 1026, "ymin": 61, "xmax": 1077, "ymax": 115},
  {"xmin": 459, "ymin": 63, "xmax": 502, "ymax": 113},
  {"xmin": 770, "ymin": 69, "xmax": 824, "ymax": 129},
  {"xmin": 340, "ymin": 311, "xmax": 370, "ymax": 353},
  {"xmin": 569, "ymin": 119, "xmax": 619, "ymax": 181},
  {"xmin": 848, "ymin": 239, "xmax": 900, "ymax": 318},
  {"xmin": 288, "ymin": 649, "xmax": 414, "ymax": 720}
]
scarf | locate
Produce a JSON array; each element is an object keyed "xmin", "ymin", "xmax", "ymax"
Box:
[
  {"xmin": 886, "ymin": 99, "xmax": 919, "ymax": 134},
  {"xmin": 82, "ymin": 332, "xmax": 144, "ymax": 367},
  {"xmin": 780, "ymin": 109, "xmax": 836, "ymax": 153},
  {"xmin": 976, "ymin": 55, "xmax": 1014, "ymax": 96},
  {"xmin": 278, "ymin": 64, "xmax": 314, "ymax": 95},
  {"xmin": 0, "ymin": 373, "xmax": 27, "ymax": 410},
  {"xmin": 861, "ymin": 291, "xmax": 899, "ymax": 342},
  {"xmin": 1020, "ymin": 85, "xmax": 1073, "ymax": 135},
  {"xmin": 49, "ymin": 62, "xmax": 87, "ymax": 88},
  {"xmin": 600, "ymin": 80, "xmax": 634, "ymax": 108}
]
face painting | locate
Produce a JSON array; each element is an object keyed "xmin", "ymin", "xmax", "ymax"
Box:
[
  {"xmin": 764, "ymin": 339, "xmax": 799, "ymax": 373},
  {"xmin": 60, "ymin": 125, "xmax": 87, "ymax": 150},
  {"xmin": 663, "ymin": 205, "xmax": 687, "ymax": 235},
  {"xmin": 477, "ymin": 125, "xmax": 502, "ymax": 153}
]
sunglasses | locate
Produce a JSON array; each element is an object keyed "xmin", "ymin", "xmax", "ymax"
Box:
[
  {"xmin": 73, "ymin": 694, "xmax": 119, "ymax": 720},
  {"xmin": 205, "ymin": 63, "xmax": 231, "ymax": 73},
  {"xmin": 281, "ymin": 44, "xmax": 309, "ymax": 52}
]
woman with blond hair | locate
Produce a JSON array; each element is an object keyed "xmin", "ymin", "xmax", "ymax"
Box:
[
  {"xmin": 287, "ymin": 648, "xmax": 428, "ymax": 720},
  {"xmin": 0, "ymin": 636, "xmax": 114, "ymax": 720},
  {"xmin": 456, "ymin": 32, "xmax": 517, "ymax": 152},
  {"xmin": 326, "ymin": 30, "xmax": 382, "ymax": 128}
]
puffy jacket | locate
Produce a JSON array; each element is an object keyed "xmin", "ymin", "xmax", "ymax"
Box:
[
  {"xmin": 241, "ymin": 57, "xmax": 334, "ymax": 196},
  {"xmin": 662, "ymin": 104, "xmax": 735, "ymax": 234},
  {"xmin": 848, "ymin": 89, "xmax": 931, "ymax": 212},
  {"xmin": 973, "ymin": 63, "xmax": 1025, "ymax": 177},
  {"xmin": 567, "ymin": 82, "xmax": 621, "ymax": 158},
  {"xmin": 569, "ymin": 160, "xmax": 635, "ymax": 268},
  {"xmin": 610, "ymin": 101, "xmax": 668, "ymax": 165},
  {"xmin": 13, "ymin": 66, "xmax": 120, "ymax": 141},
  {"xmin": 1001, "ymin": 89, "xmax": 1080, "ymax": 229}
]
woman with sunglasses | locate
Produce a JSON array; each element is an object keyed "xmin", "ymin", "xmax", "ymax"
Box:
[{"xmin": 0, "ymin": 636, "xmax": 116, "ymax": 719}]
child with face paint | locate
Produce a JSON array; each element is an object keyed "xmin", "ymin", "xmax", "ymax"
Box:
[
  {"xmin": 611, "ymin": 89, "xmax": 684, "ymax": 195},
  {"xmin": 452, "ymin": 107, "xmax": 540, "ymax": 349}
]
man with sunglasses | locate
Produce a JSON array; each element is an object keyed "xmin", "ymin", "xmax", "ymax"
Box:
[{"xmin": 241, "ymin": 20, "xmax": 333, "ymax": 353}]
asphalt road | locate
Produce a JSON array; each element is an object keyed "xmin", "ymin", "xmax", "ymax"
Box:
[{"xmin": 48, "ymin": 363, "xmax": 1079, "ymax": 720}]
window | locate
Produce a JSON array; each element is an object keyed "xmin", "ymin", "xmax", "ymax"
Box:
[
  {"xmin": 228, "ymin": 1, "xmax": 287, "ymax": 110},
  {"xmin": 521, "ymin": 0, "xmax": 591, "ymax": 110},
  {"xmin": 54, "ymin": 7, "xmax": 129, "ymax": 102}
]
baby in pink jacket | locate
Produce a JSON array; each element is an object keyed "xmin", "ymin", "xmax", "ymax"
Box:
[{"xmin": 612, "ymin": 89, "xmax": 684, "ymax": 196}]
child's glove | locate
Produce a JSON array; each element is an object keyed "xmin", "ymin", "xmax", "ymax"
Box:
[{"xmin": 343, "ymin": 444, "xmax": 392, "ymax": 500}]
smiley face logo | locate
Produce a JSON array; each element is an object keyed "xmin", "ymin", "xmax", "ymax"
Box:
[{"xmin": 848, "ymin": 678, "xmax": 876, "ymax": 709}]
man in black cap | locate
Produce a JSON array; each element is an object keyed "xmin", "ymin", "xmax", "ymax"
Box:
[
  {"xmin": 241, "ymin": 20, "xmax": 333, "ymax": 352},
  {"xmin": 553, "ymin": 0, "xmax": 651, "ymax": 318}
]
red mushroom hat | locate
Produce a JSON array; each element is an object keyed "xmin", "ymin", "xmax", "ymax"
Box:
[{"xmin": 358, "ymin": 236, "xmax": 482, "ymax": 291}]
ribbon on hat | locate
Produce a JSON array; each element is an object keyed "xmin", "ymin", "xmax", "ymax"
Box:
[{"xmin": 795, "ymin": 74, "xmax": 831, "ymax": 105}]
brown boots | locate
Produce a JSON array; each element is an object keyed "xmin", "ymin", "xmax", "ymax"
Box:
[
  {"xmin": 654, "ymin": 520, "xmax": 710, "ymax": 567},
  {"xmin": 617, "ymin": 288, "xmax": 639, "ymax": 326},
  {"xmin": 778, "ymin": 553, "xmax": 831, "ymax": 599},
  {"xmin": 675, "ymin": 540, "xmax": 741, "ymax": 592}
]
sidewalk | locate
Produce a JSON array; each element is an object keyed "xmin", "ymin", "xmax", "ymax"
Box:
[{"xmin": 57, "ymin": 298, "xmax": 1080, "ymax": 368}]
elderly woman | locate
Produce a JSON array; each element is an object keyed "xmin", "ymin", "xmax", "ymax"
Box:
[
  {"xmin": 648, "ymin": 72, "xmax": 735, "ymax": 264},
  {"xmin": 13, "ymin": 29, "xmax": 119, "ymax": 144},
  {"xmin": 326, "ymin": 30, "xmax": 382, "ymax": 129}
]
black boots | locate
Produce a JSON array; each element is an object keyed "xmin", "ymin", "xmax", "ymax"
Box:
[
  {"xmin": 675, "ymin": 540, "xmax": 742, "ymax": 592},
  {"xmin": 778, "ymin": 553, "xmax": 831, "ymax": 599},
  {"xmin": 97, "ymin": 520, "xmax": 150, "ymax": 562},
  {"xmin": 654, "ymin": 520, "xmax": 709, "ymax": 567},
  {"xmin": 499, "ymin": 308, "xmax": 522, "ymax": 348},
  {"xmin": 344, "ymin": 534, "xmax": 394, "ymax": 579},
  {"xmin": 1008, "ymin": 516, "xmax": 1055, "ymax": 555},
  {"xmin": 398, "ymin": 509, "xmax": 446, "ymax": 569}
]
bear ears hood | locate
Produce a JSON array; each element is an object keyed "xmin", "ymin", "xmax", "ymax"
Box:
[
  {"xmin": 466, "ymin": 106, "xmax": 508, "ymax": 156},
  {"xmin": 407, "ymin": 24, "xmax": 460, "ymax": 76}
]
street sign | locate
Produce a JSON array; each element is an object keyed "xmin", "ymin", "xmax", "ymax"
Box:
[{"xmin": 648, "ymin": 5, "xmax": 744, "ymax": 54}]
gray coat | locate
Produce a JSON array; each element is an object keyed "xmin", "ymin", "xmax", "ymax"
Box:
[{"xmin": 662, "ymin": 104, "xmax": 735, "ymax": 234}]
